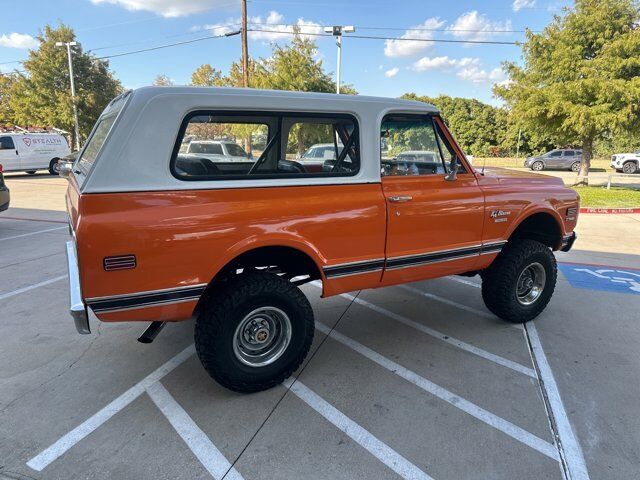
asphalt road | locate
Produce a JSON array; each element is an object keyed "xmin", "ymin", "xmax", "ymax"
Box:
[{"xmin": 1, "ymin": 172, "xmax": 639, "ymax": 480}]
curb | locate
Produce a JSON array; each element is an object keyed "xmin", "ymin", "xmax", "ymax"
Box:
[{"xmin": 579, "ymin": 207, "xmax": 640, "ymax": 214}]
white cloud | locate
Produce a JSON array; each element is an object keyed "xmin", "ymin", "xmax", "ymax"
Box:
[
  {"xmin": 412, "ymin": 56, "xmax": 479, "ymax": 72},
  {"xmin": 448, "ymin": 11, "xmax": 512, "ymax": 42},
  {"xmin": 512, "ymin": 0, "xmax": 536, "ymax": 12},
  {"xmin": 457, "ymin": 66, "xmax": 506, "ymax": 83},
  {"xmin": 200, "ymin": 10, "xmax": 322, "ymax": 42},
  {"xmin": 0, "ymin": 33, "xmax": 38, "ymax": 49},
  {"xmin": 90, "ymin": 0, "xmax": 232, "ymax": 17},
  {"xmin": 384, "ymin": 18, "xmax": 446, "ymax": 57},
  {"xmin": 384, "ymin": 67, "xmax": 399, "ymax": 78}
]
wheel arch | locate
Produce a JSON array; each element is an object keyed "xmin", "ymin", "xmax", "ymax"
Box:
[
  {"xmin": 193, "ymin": 238, "xmax": 325, "ymax": 316},
  {"xmin": 506, "ymin": 209, "xmax": 563, "ymax": 250}
]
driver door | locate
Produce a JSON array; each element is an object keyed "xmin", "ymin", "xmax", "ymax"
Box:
[{"xmin": 380, "ymin": 115, "xmax": 485, "ymax": 286}]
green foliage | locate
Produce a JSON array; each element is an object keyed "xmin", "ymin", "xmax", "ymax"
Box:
[
  {"xmin": 8, "ymin": 24, "xmax": 121, "ymax": 149},
  {"xmin": 495, "ymin": 0, "xmax": 640, "ymax": 176},
  {"xmin": 190, "ymin": 64, "xmax": 224, "ymax": 87},
  {"xmin": 153, "ymin": 74, "xmax": 174, "ymax": 86}
]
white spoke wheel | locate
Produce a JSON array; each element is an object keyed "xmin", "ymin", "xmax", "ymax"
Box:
[
  {"xmin": 531, "ymin": 161, "xmax": 544, "ymax": 171},
  {"xmin": 481, "ymin": 239, "xmax": 557, "ymax": 323},
  {"xmin": 622, "ymin": 162, "xmax": 637, "ymax": 174},
  {"xmin": 195, "ymin": 271, "xmax": 314, "ymax": 393},
  {"xmin": 571, "ymin": 161, "xmax": 580, "ymax": 172}
]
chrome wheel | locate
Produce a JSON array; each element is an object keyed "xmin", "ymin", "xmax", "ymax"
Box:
[
  {"xmin": 233, "ymin": 307, "xmax": 292, "ymax": 367},
  {"xmin": 623, "ymin": 162, "xmax": 637, "ymax": 174},
  {"xmin": 531, "ymin": 161, "xmax": 543, "ymax": 171},
  {"xmin": 571, "ymin": 161, "xmax": 580, "ymax": 172},
  {"xmin": 516, "ymin": 262, "xmax": 546, "ymax": 306}
]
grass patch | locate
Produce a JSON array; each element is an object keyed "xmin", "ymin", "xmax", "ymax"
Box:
[
  {"xmin": 474, "ymin": 157, "xmax": 611, "ymax": 171},
  {"xmin": 572, "ymin": 186, "xmax": 640, "ymax": 208}
]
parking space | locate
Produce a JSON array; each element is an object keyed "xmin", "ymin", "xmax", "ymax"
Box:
[{"xmin": 1, "ymin": 176, "xmax": 639, "ymax": 480}]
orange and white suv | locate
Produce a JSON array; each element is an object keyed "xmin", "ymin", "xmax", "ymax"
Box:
[{"xmin": 64, "ymin": 86, "xmax": 579, "ymax": 392}]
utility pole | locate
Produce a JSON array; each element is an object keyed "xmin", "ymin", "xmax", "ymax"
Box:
[
  {"xmin": 55, "ymin": 41, "xmax": 81, "ymax": 150},
  {"xmin": 241, "ymin": 0, "xmax": 249, "ymax": 88},
  {"xmin": 516, "ymin": 128, "xmax": 522, "ymax": 158},
  {"xmin": 324, "ymin": 26, "xmax": 355, "ymax": 94}
]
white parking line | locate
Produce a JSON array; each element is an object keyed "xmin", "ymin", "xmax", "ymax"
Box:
[
  {"xmin": 284, "ymin": 377, "xmax": 434, "ymax": 480},
  {"xmin": 400, "ymin": 284, "xmax": 494, "ymax": 320},
  {"xmin": 0, "ymin": 275, "xmax": 67, "ymax": 301},
  {"xmin": 146, "ymin": 382, "xmax": 244, "ymax": 480},
  {"xmin": 525, "ymin": 323, "xmax": 590, "ymax": 480},
  {"xmin": 309, "ymin": 283, "xmax": 535, "ymax": 378},
  {"xmin": 0, "ymin": 226, "xmax": 67, "ymax": 242},
  {"xmin": 27, "ymin": 345, "xmax": 195, "ymax": 472},
  {"xmin": 315, "ymin": 322, "xmax": 558, "ymax": 460},
  {"xmin": 446, "ymin": 276, "xmax": 482, "ymax": 289}
]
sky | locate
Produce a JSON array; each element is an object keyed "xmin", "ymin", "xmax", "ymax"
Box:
[{"xmin": 0, "ymin": 0, "xmax": 572, "ymax": 105}]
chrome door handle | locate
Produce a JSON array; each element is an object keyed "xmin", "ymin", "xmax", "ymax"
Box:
[{"xmin": 388, "ymin": 195, "xmax": 413, "ymax": 203}]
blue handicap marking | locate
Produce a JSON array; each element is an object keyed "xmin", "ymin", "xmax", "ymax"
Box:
[{"xmin": 559, "ymin": 263, "xmax": 640, "ymax": 295}]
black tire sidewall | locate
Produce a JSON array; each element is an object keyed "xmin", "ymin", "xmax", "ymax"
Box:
[{"xmin": 510, "ymin": 249, "xmax": 556, "ymax": 318}]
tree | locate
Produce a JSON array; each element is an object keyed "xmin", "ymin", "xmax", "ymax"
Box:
[
  {"xmin": 191, "ymin": 64, "xmax": 225, "ymax": 87},
  {"xmin": 153, "ymin": 74, "xmax": 174, "ymax": 86},
  {"xmin": 495, "ymin": 0, "xmax": 640, "ymax": 183},
  {"xmin": 0, "ymin": 74, "xmax": 17, "ymax": 126},
  {"xmin": 9, "ymin": 24, "xmax": 121, "ymax": 149}
]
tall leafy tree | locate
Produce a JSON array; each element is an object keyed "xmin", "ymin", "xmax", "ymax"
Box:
[
  {"xmin": 0, "ymin": 75, "xmax": 17, "ymax": 126},
  {"xmin": 495, "ymin": 0, "xmax": 640, "ymax": 182},
  {"xmin": 9, "ymin": 24, "xmax": 121, "ymax": 149},
  {"xmin": 153, "ymin": 74, "xmax": 174, "ymax": 86},
  {"xmin": 190, "ymin": 64, "xmax": 225, "ymax": 87}
]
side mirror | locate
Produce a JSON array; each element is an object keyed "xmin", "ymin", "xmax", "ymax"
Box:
[
  {"xmin": 444, "ymin": 157, "xmax": 459, "ymax": 182},
  {"xmin": 58, "ymin": 161, "xmax": 73, "ymax": 178}
]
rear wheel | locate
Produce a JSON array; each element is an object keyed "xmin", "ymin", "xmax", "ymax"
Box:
[
  {"xmin": 195, "ymin": 271, "xmax": 314, "ymax": 393},
  {"xmin": 481, "ymin": 239, "xmax": 557, "ymax": 323},
  {"xmin": 531, "ymin": 161, "xmax": 544, "ymax": 171},
  {"xmin": 622, "ymin": 161, "xmax": 638, "ymax": 174},
  {"xmin": 49, "ymin": 158, "xmax": 60, "ymax": 176},
  {"xmin": 570, "ymin": 161, "xmax": 580, "ymax": 172}
]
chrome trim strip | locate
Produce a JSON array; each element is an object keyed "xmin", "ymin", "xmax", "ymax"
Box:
[
  {"xmin": 385, "ymin": 252, "xmax": 480, "ymax": 270},
  {"xmin": 66, "ymin": 241, "xmax": 90, "ymax": 334},
  {"xmin": 323, "ymin": 266, "xmax": 384, "ymax": 279},
  {"xmin": 88, "ymin": 284, "xmax": 207, "ymax": 313},
  {"xmin": 93, "ymin": 296, "xmax": 202, "ymax": 313},
  {"xmin": 388, "ymin": 244, "xmax": 482, "ymax": 262},
  {"xmin": 85, "ymin": 282, "xmax": 208, "ymax": 303}
]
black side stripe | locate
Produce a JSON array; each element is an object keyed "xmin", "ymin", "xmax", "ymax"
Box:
[
  {"xmin": 386, "ymin": 246, "xmax": 482, "ymax": 270},
  {"xmin": 323, "ymin": 259, "xmax": 385, "ymax": 278},
  {"xmin": 88, "ymin": 285, "xmax": 207, "ymax": 313}
]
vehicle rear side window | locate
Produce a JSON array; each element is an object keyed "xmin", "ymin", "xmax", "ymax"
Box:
[
  {"xmin": 0, "ymin": 137, "xmax": 15, "ymax": 150},
  {"xmin": 76, "ymin": 114, "xmax": 117, "ymax": 175},
  {"xmin": 171, "ymin": 111, "xmax": 360, "ymax": 180}
]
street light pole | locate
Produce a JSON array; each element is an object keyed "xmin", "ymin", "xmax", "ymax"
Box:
[
  {"xmin": 324, "ymin": 26, "xmax": 355, "ymax": 94},
  {"xmin": 56, "ymin": 41, "xmax": 81, "ymax": 149}
]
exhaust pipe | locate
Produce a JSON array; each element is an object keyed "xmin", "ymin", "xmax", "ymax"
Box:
[{"xmin": 137, "ymin": 321, "xmax": 167, "ymax": 344}]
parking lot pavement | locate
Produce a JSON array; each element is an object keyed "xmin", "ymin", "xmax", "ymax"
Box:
[{"xmin": 1, "ymin": 175, "xmax": 640, "ymax": 480}]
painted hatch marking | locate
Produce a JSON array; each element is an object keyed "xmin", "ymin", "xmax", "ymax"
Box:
[{"xmin": 559, "ymin": 263, "xmax": 640, "ymax": 295}]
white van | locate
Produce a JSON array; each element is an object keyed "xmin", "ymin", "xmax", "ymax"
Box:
[{"xmin": 0, "ymin": 133, "xmax": 71, "ymax": 175}]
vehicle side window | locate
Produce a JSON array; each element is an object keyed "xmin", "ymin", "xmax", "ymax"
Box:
[
  {"xmin": 171, "ymin": 111, "xmax": 360, "ymax": 180},
  {"xmin": 434, "ymin": 121, "xmax": 466, "ymax": 174},
  {"xmin": 563, "ymin": 150, "xmax": 574, "ymax": 157},
  {"xmin": 0, "ymin": 136, "xmax": 15, "ymax": 150},
  {"xmin": 549, "ymin": 151, "xmax": 562, "ymax": 157},
  {"xmin": 380, "ymin": 115, "xmax": 446, "ymax": 176}
]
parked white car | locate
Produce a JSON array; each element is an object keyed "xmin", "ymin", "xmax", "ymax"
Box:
[
  {"xmin": 185, "ymin": 140, "xmax": 250, "ymax": 162},
  {"xmin": 611, "ymin": 152, "xmax": 639, "ymax": 174},
  {"xmin": 0, "ymin": 133, "xmax": 70, "ymax": 175}
]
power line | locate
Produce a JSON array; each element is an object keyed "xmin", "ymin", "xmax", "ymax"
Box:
[{"xmin": 247, "ymin": 29, "xmax": 520, "ymax": 45}]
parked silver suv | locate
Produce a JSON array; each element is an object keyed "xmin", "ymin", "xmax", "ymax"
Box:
[{"xmin": 524, "ymin": 149, "xmax": 582, "ymax": 172}]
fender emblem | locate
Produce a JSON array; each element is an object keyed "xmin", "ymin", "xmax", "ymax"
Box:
[{"xmin": 490, "ymin": 210, "xmax": 511, "ymax": 219}]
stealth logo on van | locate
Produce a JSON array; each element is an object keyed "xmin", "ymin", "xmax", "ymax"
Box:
[{"xmin": 21, "ymin": 137, "xmax": 62, "ymax": 147}]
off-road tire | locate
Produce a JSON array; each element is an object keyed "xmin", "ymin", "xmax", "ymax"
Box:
[
  {"xmin": 195, "ymin": 271, "xmax": 314, "ymax": 393},
  {"xmin": 531, "ymin": 161, "xmax": 544, "ymax": 171},
  {"xmin": 481, "ymin": 239, "xmax": 557, "ymax": 323},
  {"xmin": 622, "ymin": 161, "xmax": 638, "ymax": 174}
]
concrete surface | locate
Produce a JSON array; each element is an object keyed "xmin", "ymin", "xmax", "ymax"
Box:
[{"xmin": 1, "ymin": 174, "xmax": 639, "ymax": 480}]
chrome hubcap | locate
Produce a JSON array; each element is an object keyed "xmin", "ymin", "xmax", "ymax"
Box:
[
  {"xmin": 516, "ymin": 262, "xmax": 546, "ymax": 306},
  {"xmin": 233, "ymin": 307, "xmax": 291, "ymax": 367}
]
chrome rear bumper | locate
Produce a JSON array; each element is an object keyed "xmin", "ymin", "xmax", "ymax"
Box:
[{"xmin": 66, "ymin": 240, "xmax": 90, "ymax": 334}]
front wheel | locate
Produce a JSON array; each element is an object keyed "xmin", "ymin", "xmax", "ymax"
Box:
[
  {"xmin": 481, "ymin": 239, "xmax": 557, "ymax": 323},
  {"xmin": 195, "ymin": 271, "xmax": 314, "ymax": 393},
  {"xmin": 622, "ymin": 161, "xmax": 638, "ymax": 174},
  {"xmin": 531, "ymin": 161, "xmax": 544, "ymax": 171},
  {"xmin": 570, "ymin": 161, "xmax": 580, "ymax": 172}
]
